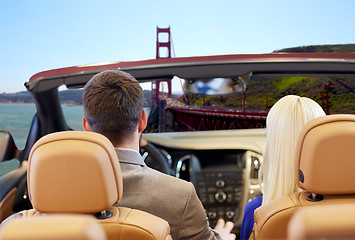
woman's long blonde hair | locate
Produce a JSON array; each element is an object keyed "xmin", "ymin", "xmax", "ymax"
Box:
[{"xmin": 259, "ymin": 95, "xmax": 325, "ymax": 205}]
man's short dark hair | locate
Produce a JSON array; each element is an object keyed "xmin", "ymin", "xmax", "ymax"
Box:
[{"xmin": 83, "ymin": 70, "xmax": 144, "ymax": 145}]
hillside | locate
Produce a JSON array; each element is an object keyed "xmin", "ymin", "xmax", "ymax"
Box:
[
  {"xmin": 0, "ymin": 90, "xmax": 84, "ymax": 105},
  {"xmin": 274, "ymin": 44, "xmax": 355, "ymax": 53},
  {"xmin": 184, "ymin": 75, "xmax": 354, "ymax": 114},
  {"xmin": 0, "ymin": 89, "xmax": 153, "ymax": 107},
  {"xmin": 185, "ymin": 44, "xmax": 355, "ymax": 114},
  {"xmin": 255, "ymin": 44, "xmax": 355, "ymax": 113}
]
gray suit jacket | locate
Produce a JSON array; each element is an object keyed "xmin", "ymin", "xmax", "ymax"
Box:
[{"xmin": 114, "ymin": 148, "xmax": 221, "ymax": 240}]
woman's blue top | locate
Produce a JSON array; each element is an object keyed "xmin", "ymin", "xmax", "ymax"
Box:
[{"xmin": 240, "ymin": 196, "xmax": 263, "ymax": 240}]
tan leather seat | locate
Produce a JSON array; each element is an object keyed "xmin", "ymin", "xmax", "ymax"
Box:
[
  {"xmin": 253, "ymin": 114, "xmax": 355, "ymax": 239},
  {"xmin": 0, "ymin": 214, "xmax": 106, "ymax": 240},
  {"xmin": 10, "ymin": 131, "xmax": 172, "ymax": 240},
  {"xmin": 287, "ymin": 204, "xmax": 355, "ymax": 239}
]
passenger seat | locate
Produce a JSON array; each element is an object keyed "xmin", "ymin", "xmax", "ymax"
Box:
[
  {"xmin": 253, "ymin": 114, "xmax": 355, "ymax": 239},
  {"xmin": 287, "ymin": 204, "xmax": 355, "ymax": 239}
]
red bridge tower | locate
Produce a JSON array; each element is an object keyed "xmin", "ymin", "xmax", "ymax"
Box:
[{"xmin": 151, "ymin": 26, "xmax": 173, "ymax": 105}]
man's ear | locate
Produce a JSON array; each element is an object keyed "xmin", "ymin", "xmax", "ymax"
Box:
[
  {"xmin": 138, "ymin": 109, "xmax": 147, "ymax": 133},
  {"xmin": 82, "ymin": 115, "xmax": 91, "ymax": 132}
]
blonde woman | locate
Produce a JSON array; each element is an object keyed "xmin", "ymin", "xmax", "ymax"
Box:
[{"xmin": 240, "ymin": 95, "xmax": 326, "ymax": 239}]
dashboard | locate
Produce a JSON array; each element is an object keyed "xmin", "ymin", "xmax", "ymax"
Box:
[{"xmin": 143, "ymin": 129, "xmax": 266, "ymax": 234}]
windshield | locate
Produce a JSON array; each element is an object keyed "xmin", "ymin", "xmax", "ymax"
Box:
[
  {"xmin": 54, "ymin": 71, "xmax": 354, "ymax": 133},
  {"xmin": 139, "ymin": 75, "xmax": 354, "ymax": 133}
]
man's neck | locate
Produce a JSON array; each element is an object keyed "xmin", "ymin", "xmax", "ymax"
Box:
[
  {"xmin": 114, "ymin": 131, "xmax": 141, "ymax": 152},
  {"xmin": 115, "ymin": 140, "xmax": 140, "ymax": 152}
]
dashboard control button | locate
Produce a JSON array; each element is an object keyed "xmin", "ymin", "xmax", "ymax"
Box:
[
  {"xmin": 216, "ymin": 179, "xmax": 225, "ymax": 187},
  {"xmin": 215, "ymin": 191, "xmax": 227, "ymax": 203},
  {"xmin": 226, "ymin": 210, "xmax": 235, "ymax": 219},
  {"xmin": 208, "ymin": 211, "xmax": 217, "ymax": 219}
]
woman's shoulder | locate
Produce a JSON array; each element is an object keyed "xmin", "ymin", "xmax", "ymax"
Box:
[{"xmin": 245, "ymin": 195, "xmax": 263, "ymax": 212}]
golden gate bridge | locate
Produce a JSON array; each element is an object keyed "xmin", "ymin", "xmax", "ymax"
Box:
[{"xmin": 150, "ymin": 26, "xmax": 267, "ymax": 132}]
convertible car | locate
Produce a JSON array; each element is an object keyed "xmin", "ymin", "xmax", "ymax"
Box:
[{"xmin": 0, "ymin": 52, "xmax": 355, "ymax": 238}]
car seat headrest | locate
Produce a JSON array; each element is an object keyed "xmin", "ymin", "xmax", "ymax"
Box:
[
  {"xmin": 295, "ymin": 114, "xmax": 355, "ymax": 194},
  {"xmin": 28, "ymin": 131, "xmax": 123, "ymax": 213}
]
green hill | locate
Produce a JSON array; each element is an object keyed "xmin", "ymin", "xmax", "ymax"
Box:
[
  {"xmin": 0, "ymin": 89, "xmax": 153, "ymax": 107},
  {"xmin": 186, "ymin": 44, "xmax": 355, "ymax": 114},
  {"xmin": 274, "ymin": 44, "xmax": 355, "ymax": 53}
]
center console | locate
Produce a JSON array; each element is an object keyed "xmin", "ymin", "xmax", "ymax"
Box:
[
  {"xmin": 195, "ymin": 169, "xmax": 244, "ymax": 229},
  {"xmin": 173, "ymin": 149, "xmax": 262, "ymax": 236}
]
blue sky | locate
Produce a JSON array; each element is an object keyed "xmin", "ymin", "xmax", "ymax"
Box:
[{"xmin": 1, "ymin": 0, "xmax": 354, "ymax": 93}]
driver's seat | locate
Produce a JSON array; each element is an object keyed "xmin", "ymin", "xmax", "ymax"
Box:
[
  {"xmin": 0, "ymin": 214, "xmax": 107, "ymax": 240},
  {"xmin": 8, "ymin": 131, "xmax": 172, "ymax": 240}
]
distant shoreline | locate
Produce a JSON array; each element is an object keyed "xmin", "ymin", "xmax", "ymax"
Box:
[
  {"xmin": 0, "ymin": 102, "xmax": 34, "ymax": 104},
  {"xmin": 0, "ymin": 102, "xmax": 82, "ymax": 106}
]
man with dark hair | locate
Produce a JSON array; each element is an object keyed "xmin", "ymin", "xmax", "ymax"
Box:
[{"xmin": 83, "ymin": 70, "xmax": 235, "ymax": 240}]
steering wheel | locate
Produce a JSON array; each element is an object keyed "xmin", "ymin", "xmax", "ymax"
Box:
[{"xmin": 140, "ymin": 142, "xmax": 171, "ymax": 175}]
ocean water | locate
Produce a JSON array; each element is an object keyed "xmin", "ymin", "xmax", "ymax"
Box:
[
  {"xmin": 0, "ymin": 103, "xmax": 84, "ymax": 176},
  {"xmin": 0, "ymin": 104, "xmax": 84, "ymax": 149},
  {"xmin": 0, "ymin": 104, "xmax": 150, "ymax": 176}
]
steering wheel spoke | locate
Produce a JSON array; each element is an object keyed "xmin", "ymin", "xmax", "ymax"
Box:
[{"xmin": 140, "ymin": 142, "xmax": 172, "ymax": 175}]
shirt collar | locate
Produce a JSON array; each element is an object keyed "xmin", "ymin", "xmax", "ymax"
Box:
[{"xmin": 114, "ymin": 147, "xmax": 146, "ymax": 166}]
